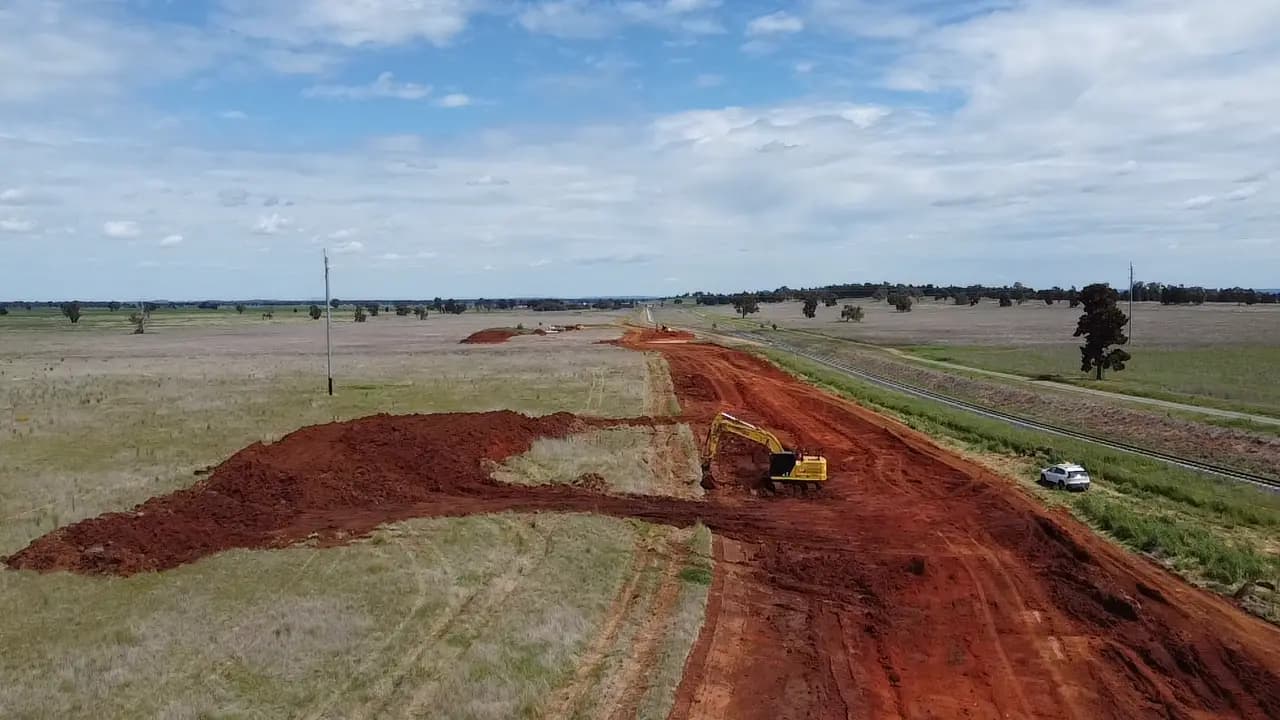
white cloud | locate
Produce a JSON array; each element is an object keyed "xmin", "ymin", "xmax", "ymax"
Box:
[
  {"xmin": 1, "ymin": 188, "xmax": 25, "ymax": 204},
  {"xmin": 794, "ymin": 61, "xmax": 814, "ymax": 74},
  {"xmin": 332, "ymin": 240, "xmax": 365, "ymax": 254},
  {"xmin": 1182, "ymin": 195, "xmax": 1215, "ymax": 210},
  {"xmin": 217, "ymin": 0, "xmax": 476, "ymax": 47},
  {"xmin": 0, "ymin": 0, "xmax": 228, "ymax": 103},
  {"xmin": 0, "ymin": 218, "xmax": 35, "ymax": 233},
  {"xmin": 1224, "ymin": 185, "xmax": 1260, "ymax": 201},
  {"xmin": 253, "ymin": 214, "xmax": 292, "ymax": 235},
  {"xmin": 329, "ymin": 228, "xmax": 357, "ymax": 240},
  {"xmin": 435, "ymin": 93, "xmax": 471, "ymax": 108},
  {"xmin": 304, "ymin": 72, "xmax": 432, "ymax": 101},
  {"xmin": 695, "ymin": 73, "xmax": 723, "ymax": 88},
  {"xmin": 159, "ymin": 234, "xmax": 184, "ymax": 247},
  {"xmin": 220, "ymin": 110, "xmax": 248, "ymax": 120},
  {"xmin": 103, "ymin": 220, "xmax": 140, "ymax": 238},
  {"xmin": 378, "ymin": 252, "xmax": 402, "ymax": 260},
  {"xmin": 746, "ymin": 11, "xmax": 803, "ymax": 36}
]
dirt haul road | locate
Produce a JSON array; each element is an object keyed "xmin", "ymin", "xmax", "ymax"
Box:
[
  {"xmin": 639, "ymin": 331, "xmax": 1280, "ymax": 720},
  {"xmin": 7, "ymin": 330, "xmax": 1280, "ymax": 719}
]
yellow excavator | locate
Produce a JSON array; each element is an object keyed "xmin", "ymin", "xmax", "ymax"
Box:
[{"xmin": 702, "ymin": 412, "xmax": 828, "ymax": 492}]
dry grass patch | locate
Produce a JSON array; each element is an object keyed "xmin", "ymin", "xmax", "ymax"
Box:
[
  {"xmin": 0, "ymin": 513, "xmax": 651, "ymax": 720},
  {"xmin": 493, "ymin": 426, "xmax": 704, "ymax": 499}
]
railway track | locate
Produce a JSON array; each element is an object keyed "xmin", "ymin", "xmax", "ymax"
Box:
[{"xmin": 726, "ymin": 330, "xmax": 1280, "ymax": 492}]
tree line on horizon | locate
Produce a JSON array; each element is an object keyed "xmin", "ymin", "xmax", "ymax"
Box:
[{"xmin": 686, "ymin": 281, "xmax": 1280, "ymax": 309}]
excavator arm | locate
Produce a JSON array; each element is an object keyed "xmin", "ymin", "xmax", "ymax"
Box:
[
  {"xmin": 702, "ymin": 412, "xmax": 828, "ymax": 487},
  {"xmin": 705, "ymin": 412, "xmax": 786, "ymax": 458}
]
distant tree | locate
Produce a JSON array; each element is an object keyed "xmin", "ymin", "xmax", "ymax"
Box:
[
  {"xmin": 1067, "ymin": 287, "xmax": 1080, "ymax": 308},
  {"xmin": 802, "ymin": 297, "xmax": 818, "ymax": 318},
  {"xmin": 892, "ymin": 294, "xmax": 913, "ymax": 313},
  {"xmin": 235, "ymin": 303, "xmax": 246, "ymax": 314},
  {"xmin": 731, "ymin": 293, "xmax": 760, "ymax": 319},
  {"xmin": 354, "ymin": 306, "xmax": 367, "ymax": 323},
  {"xmin": 969, "ymin": 296, "xmax": 980, "ymax": 306},
  {"xmin": 998, "ymin": 293, "xmax": 1012, "ymax": 307},
  {"xmin": 60, "ymin": 301, "xmax": 82, "ymax": 324},
  {"xmin": 128, "ymin": 312, "xmax": 145, "ymax": 334},
  {"xmin": 443, "ymin": 299, "xmax": 466, "ymax": 314},
  {"xmin": 197, "ymin": 301, "xmax": 219, "ymax": 310},
  {"xmin": 871, "ymin": 288, "xmax": 886, "ymax": 302},
  {"xmin": 414, "ymin": 306, "xmax": 428, "ymax": 319},
  {"xmin": 107, "ymin": 301, "xmax": 121, "ymax": 312},
  {"xmin": 329, "ymin": 298, "xmax": 340, "ymax": 309},
  {"xmin": 822, "ymin": 294, "xmax": 838, "ymax": 308},
  {"xmin": 1044, "ymin": 297, "xmax": 1054, "ymax": 305},
  {"xmin": 143, "ymin": 302, "xmax": 159, "ymax": 313},
  {"xmin": 1074, "ymin": 283, "xmax": 1131, "ymax": 380},
  {"xmin": 432, "ymin": 297, "xmax": 445, "ymax": 313},
  {"xmin": 841, "ymin": 305, "xmax": 864, "ymax": 322},
  {"xmin": 365, "ymin": 303, "xmax": 379, "ymax": 317},
  {"xmin": 0, "ymin": 306, "xmax": 8, "ymax": 316},
  {"xmin": 953, "ymin": 293, "xmax": 969, "ymax": 306},
  {"xmin": 308, "ymin": 304, "xmax": 322, "ymax": 320},
  {"xmin": 673, "ymin": 298, "xmax": 684, "ymax": 305},
  {"xmin": 293, "ymin": 307, "xmax": 299, "ymax": 313},
  {"xmin": 395, "ymin": 304, "xmax": 412, "ymax": 316}
]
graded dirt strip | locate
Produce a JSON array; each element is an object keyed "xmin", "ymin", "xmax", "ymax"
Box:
[
  {"xmin": 634, "ymin": 331, "xmax": 1280, "ymax": 720},
  {"xmin": 6, "ymin": 329, "xmax": 1280, "ymax": 719}
]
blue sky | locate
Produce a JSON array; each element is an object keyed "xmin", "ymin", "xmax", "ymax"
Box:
[{"xmin": 1, "ymin": 0, "xmax": 1278, "ymax": 300}]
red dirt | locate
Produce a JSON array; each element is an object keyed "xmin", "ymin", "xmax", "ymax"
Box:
[
  {"xmin": 460, "ymin": 328, "xmax": 520, "ymax": 344},
  {"xmin": 7, "ymin": 330, "xmax": 1280, "ymax": 719}
]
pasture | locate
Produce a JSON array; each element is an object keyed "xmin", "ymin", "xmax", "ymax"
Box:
[{"xmin": 0, "ymin": 307, "xmax": 708, "ymax": 719}]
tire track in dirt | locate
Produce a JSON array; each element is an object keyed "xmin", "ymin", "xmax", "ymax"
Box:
[
  {"xmin": 542, "ymin": 538, "xmax": 658, "ymax": 720},
  {"xmin": 604, "ymin": 537, "xmax": 689, "ymax": 720}
]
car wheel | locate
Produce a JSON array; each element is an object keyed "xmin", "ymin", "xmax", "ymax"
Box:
[
  {"xmin": 1039, "ymin": 472, "xmax": 1046, "ymax": 485},
  {"xmin": 1057, "ymin": 480, "xmax": 1065, "ymax": 491}
]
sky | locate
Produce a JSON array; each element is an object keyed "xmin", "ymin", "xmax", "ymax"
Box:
[{"xmin": 1, "ymin": 0, "xmax": 1278, "ymax": 300}]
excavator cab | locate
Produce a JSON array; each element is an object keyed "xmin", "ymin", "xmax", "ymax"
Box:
[{"xmin": 703, "ymin": 412, "xmax": 828, "ymax": 492}]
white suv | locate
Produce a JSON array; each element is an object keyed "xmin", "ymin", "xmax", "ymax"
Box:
[{"xmin": 1040, "ymin": 463, "xmax": 1091, "ymax": 491}]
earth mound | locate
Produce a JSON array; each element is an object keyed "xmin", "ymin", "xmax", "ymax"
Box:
[{"xmin": 460, "ymin": 328, "xmax": 520, "ymax": 344}]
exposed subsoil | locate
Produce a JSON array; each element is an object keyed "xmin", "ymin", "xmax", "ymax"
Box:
[
  {"xmin": 7, "ymin": 330, "xmax": 1280, "ymax": 719},
  {"xmin": 459, "ymin": 328, "xmax": 520, "ymax": 344}
]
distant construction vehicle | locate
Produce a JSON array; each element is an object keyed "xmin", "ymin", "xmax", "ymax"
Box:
[{"xmin": 702, "ymin": 412, "xmax": 828, "ymax": 492}]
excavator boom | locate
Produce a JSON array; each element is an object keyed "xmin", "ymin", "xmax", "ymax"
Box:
[{"xmin": 702, "ymin": 412, "xmax": 827, "ymax": 489}]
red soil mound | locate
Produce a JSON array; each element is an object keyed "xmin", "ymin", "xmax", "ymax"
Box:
[
  {"xmin": 4, "ymin": 412, "xmax": 646, "ymax": 575},
  {"xmin": 460, "ymin": 328, "xmax": 519, "ymax": 344}
]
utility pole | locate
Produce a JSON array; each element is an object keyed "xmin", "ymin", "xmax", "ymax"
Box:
[
  {"xmin": 1128, "ymin": 262, "xmax": 1135, "ymax": 345},
  {"xmin": 324, "ymin": 250, "xmax": 333, "ymax": 396}
]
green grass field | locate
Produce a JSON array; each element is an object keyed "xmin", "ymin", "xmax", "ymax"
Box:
[{"xmin": 907, "ymin": 344, "xmax": 1280, "ymax": 417}]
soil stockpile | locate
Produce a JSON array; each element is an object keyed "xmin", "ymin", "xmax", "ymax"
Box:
[
  {"xmin": 460, "ymin": 328, "xmax": 520, "ymax": 344},
  {"xmin": 7, "ymin": 329, "xmax": 1280, "ymax": 719},
  {"xmin": 4, "ymin": 412, "xmax": 664, "ymax": 575}
]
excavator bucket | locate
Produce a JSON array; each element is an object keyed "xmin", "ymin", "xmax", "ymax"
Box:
[{"xmin": 700, "ymin": 461, "xmax": 716, "ymax": 490}]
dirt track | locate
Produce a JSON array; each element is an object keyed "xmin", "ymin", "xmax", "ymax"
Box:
[{"xmin": 7, "ymin": 329, "xmax": 1280, "ymax": 718}]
